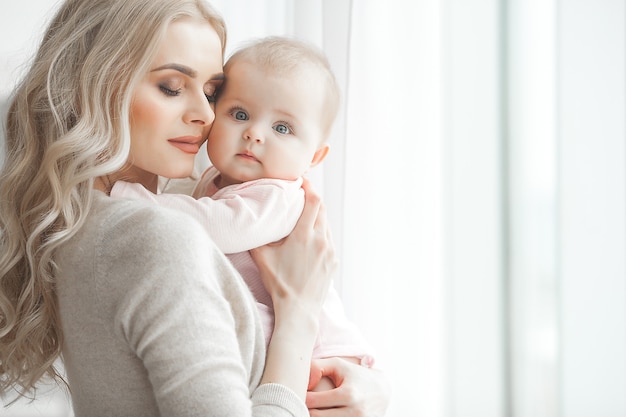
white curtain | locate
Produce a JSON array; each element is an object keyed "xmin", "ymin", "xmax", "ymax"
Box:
[
  {"xmin": 2, "ymin": 1, "xmax": 626, "ymax": 416},
  {"xmin": 305, "ymin": 1, "xmax": 626, "ymax": 416},
  {"xmin": 335, "ymin": 1, "xmax": 626, "ymax": 416}
]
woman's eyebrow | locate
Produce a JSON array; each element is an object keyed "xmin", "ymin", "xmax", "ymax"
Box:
[
  {"xmin": 151, "ymin": 63, "xmax": 225, "ymax": 82},
  {"xmin": 152, "ymin": 63, "xmax": 197, "ymax": 77}
]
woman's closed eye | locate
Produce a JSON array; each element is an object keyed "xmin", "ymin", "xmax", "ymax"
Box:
[
  {"xmin": 204, "ymin": 81, "xmax": 222, "ymax": 104},
  {"xmin": 157, "ymin": 76, "xmax": 186, "ymax": 96},
  {"xmin": 159, "ymin": 84, "xmax": 182, "ymax": 97}
]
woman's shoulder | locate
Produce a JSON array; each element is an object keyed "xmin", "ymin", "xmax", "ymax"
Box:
[
  {"xmin": 97, "ymin": 191, "xmax": 200, "ymax": 229},
  {"xmin": 92, "ymin": 192, "xmax": 213, "ymax": 255},
  {"xmin": 83, "ymin": 193, "xmax": 235, "ymax": 294}
]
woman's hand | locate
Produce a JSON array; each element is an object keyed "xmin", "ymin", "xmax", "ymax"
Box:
[{"xmin": 306, "ymin": 358, "xmax": 392, "ymax": 417}]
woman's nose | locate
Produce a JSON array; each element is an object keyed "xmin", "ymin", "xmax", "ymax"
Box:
[{"xmin": 183, "ymin": 93, "xmax": 215, "ymax": 127}]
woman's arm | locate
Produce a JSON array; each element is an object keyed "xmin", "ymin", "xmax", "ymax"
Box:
[
  {"xmin": 251, "ymin": 179, "xmax": 337, "ymax": 400},
  {"xmin": 86, "ymin": 200, "xmax": 311, "ymax": 416}
]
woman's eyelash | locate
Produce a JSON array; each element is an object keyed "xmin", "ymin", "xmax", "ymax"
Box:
[
  {"xmin": 204, "ymin": 82, "xmax": 223, "ymax": 104},
  {"xmin": 159, "ymin": 85, "xmax": 181, "ymax": 96}
]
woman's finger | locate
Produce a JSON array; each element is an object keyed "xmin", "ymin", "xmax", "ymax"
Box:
[
  {"xmin": 296, "ymin": 178, "xmax": 322, "ymax": 233},
  {"xmin": 308, "ymin": 406, "xmax": 349, "ymax": 417},
  {"xmin": 307, "ymin": 357, "xmax": 390, "ymax": 417},
  {"xmin": 306, "ymin": 359, "xmax": 348, "ymax": 409}
]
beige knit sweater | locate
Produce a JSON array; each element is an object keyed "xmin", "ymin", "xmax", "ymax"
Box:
[{"xmin": 56, "ymin": 192, "xmax": 307, "ymax": 416}]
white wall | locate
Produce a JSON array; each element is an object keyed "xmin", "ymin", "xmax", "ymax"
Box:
[{"xmin": 0, "ymin": 1, "xmax": 59, "ymax": 99}]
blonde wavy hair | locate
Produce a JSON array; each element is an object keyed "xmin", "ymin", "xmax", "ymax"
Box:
[{"xmin": 0, "ymin": 0, "xmax": 226, "ymax": 398}]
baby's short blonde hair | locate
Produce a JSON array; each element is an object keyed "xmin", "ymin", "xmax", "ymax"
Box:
[{"xmin": 224, "ymin": 36, "xmax": 340, "ymax": 141}]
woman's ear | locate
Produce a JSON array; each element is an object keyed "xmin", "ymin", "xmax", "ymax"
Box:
[{"xmin": 310, "ymin": 144, "xmax": 330, "ymax": 168}]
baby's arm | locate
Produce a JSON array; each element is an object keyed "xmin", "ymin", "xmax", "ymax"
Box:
[{"xmin": 111, "ymin": 179, "xmax": 303, "ymax": 254}]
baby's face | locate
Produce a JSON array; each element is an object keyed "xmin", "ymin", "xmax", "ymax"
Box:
[{"xmin": 206, "ymin": 61, "xmax": 327, "ymax": 187}]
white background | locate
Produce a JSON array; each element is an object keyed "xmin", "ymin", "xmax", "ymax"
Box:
[{"xmin": 1, "ymin": 1, "xmax": 625, "ymax": 416}]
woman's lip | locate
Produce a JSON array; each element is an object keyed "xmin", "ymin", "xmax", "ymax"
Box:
[{"xmin": 168, "ymin": 137, "xmax": 203, "ymax": 154}]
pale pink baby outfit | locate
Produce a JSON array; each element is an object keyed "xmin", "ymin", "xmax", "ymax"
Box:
[{"xmin": 112, "ymin": 166, "xmax": 375, "ymax": 362}]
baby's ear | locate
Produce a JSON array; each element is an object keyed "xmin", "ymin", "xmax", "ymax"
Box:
[{"xmin": 310, "ymin": 144, "xmax": 330, "ymax": 167}]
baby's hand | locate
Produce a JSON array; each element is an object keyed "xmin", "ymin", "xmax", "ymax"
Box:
[{"xmin": 308, "ymin": 360, "xmax": 336, "ymax": 392}]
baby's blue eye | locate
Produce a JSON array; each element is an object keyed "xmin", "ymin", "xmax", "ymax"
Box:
[
  {"xmin": 234, "ymin": 110, "xmax": 248, "ymax": 120},
  {"xmin": 274, "ymin": 124, "xmax": 291, "ymax": 134}
]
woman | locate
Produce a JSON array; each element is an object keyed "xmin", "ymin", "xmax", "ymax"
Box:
[{"xmin": 0, "ymin": 0, "xmax": 389, "ymax": 415}]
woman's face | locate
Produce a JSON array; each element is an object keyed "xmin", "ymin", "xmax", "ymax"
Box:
[{"xmin": 128, "ymin": 17, "xmax": 224, "ymax": 184}]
